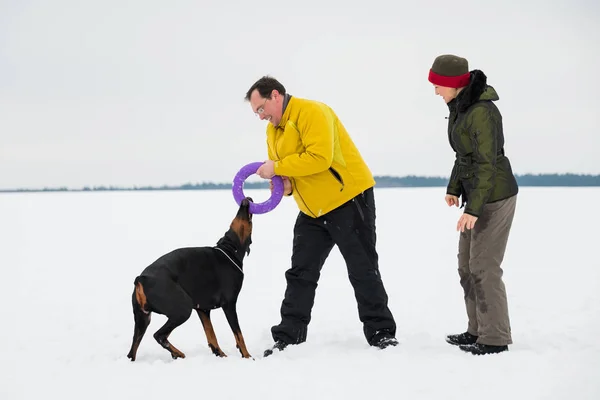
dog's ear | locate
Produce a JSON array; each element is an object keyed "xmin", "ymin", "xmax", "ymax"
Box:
[{"xmin": 244, "ymin": 236, "xmax": 252, "ymax": 256}]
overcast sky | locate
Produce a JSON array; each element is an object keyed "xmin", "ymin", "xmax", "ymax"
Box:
[{"xmin": 1, "ymin": 0, "xmax": 598, "ymax": 189}]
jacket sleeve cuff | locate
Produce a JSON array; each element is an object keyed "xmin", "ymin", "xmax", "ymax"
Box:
[{"xmin": 464, "ymin": 210, "xmax": 480, "ymax": 218}]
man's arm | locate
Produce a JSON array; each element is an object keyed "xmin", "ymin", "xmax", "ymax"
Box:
[{"xmin": 274, "ymin": 103, "xmax": 334, "ymax": 177}]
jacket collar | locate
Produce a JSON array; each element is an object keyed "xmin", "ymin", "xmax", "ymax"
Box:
[
  {"xmin": 446, "ymin": 70, "xmax": 498, "ymax": 113},
  {"xmin": 277, "ymin": 94, "xmax": 293, "ymax": 128}
]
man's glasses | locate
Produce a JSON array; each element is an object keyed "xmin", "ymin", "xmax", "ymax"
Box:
[{"xmin": 255, "ymin": 98, "xmax": 269, "ymax": 115}]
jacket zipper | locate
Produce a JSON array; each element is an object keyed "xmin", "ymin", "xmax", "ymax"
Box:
[
  {"xmin": 294, "ymin": 181, "xmax": 317, "ymax": 218},
  {"xmin": 274, "ymin": 132, "xmax": 318, "ymax": 217}
]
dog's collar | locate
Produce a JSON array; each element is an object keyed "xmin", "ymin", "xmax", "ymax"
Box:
[{"xmin": 214, "ymin": 247, "xmax": 243, "ymax": 274}]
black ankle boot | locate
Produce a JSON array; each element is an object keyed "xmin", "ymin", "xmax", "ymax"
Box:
[
  {"xmin": 263, "ymin": 340, "xmax": 288, "ymax": 357},
  {"xmin": 459, "ymin": 343, "xmax": 509, "ymax": 355},
  {"xmin": 446, "ymin": 331, "xmax": 478, "ymax": 346},
  {"xmin": 369, "ymin": 331, "xmax": 399, "ymax": 349}
]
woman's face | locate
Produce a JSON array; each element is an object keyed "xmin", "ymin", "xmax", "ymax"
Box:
[{"xmin": 434, "ymin": 85, "xmax": 458, "ymax": 104}]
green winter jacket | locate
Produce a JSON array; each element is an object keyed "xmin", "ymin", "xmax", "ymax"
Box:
[{"xmin": 446, "ymin": 69, "xmax": 518, "ymax": 217}]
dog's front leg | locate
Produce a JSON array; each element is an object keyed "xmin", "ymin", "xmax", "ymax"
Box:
[
  {"xmin": 222, "ymin": 304, "xmax": 252, "ymax": 359},
  {"xmin": 196, "ymin": 309, "xmax": 227, "ymax": 357}
]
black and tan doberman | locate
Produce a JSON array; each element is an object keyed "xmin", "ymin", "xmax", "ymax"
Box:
[{"xmin": 126, "ymin": 197, "xmax": 254, "ymax": 361}]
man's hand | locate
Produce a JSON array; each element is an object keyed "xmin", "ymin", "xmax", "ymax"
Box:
[
  {"xmin": 270, "ymin": 176, "xmax": 292, "ymax": 195},
  {"xmin": 445, "ymin": 194, "xmax": 459, "ymax": 207},
  {"xmin": 256, "ymin": 160, "xmax": 275, "ymax": 179},
  {"xmin": 456, "ymin": 213, "xmax": 478, "ymax": 232},
  {"xmin": 282, "ymin": 176, "xmax": 292, "ymax": 195}
]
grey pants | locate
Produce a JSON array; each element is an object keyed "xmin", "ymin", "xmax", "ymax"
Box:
[{"xmin": 458, "ymin": 195, "xmax": 517, "ymax": 346}]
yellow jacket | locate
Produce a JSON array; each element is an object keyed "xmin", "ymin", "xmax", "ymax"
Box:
[{"xmin": 268, "ymin": 96, "xmax": 375, "ymax": 218}]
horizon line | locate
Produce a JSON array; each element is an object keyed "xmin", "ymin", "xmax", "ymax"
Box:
[{"xmin": 1, "ymin": 172, "xmax": 599, "ymax": 193}]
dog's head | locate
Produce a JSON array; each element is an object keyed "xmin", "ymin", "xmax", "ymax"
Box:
[{"xmin": 228, "ymin": 197, "xmax": 253, "ymax": 256}]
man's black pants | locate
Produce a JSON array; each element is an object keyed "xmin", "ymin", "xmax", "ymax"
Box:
[{"xmin": 271, "ymin": 187, "xmax": 396, "ymax": 345}]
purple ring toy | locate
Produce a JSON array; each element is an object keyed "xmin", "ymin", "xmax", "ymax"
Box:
[{"xmin": 232, "ymin": 161, "xmax": 284, "ymax": 214}]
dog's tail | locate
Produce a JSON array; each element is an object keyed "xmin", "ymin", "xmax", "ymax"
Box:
[{"xmin": 133, "ymin": 276, "xmax": 150, "ymax": 314}]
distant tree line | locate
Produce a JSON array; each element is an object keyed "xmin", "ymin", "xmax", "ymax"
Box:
[
  {"xmin": 1, "ymin": 173, "xmax": 599, "ymax": 193},
  {"xmin": 374, "ymin": 173, "xmax": 600, "ymax": 187},
  {"xmin": 513, "ymin": 173, "xmax": 600, "ymax": 187}
]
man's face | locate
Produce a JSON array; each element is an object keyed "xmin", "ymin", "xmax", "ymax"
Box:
[{"xmin": 249, "ymin": 89, "xmax": 283, "ymax": 126}]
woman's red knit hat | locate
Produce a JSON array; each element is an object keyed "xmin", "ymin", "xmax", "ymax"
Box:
[{"xmin": 428, "ymin": 54, "xmax": 471, "ymax": 88}]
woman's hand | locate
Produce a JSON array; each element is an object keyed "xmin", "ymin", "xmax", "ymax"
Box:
[
  {"xmin": 445, "ymin": 194, "xmax": 459, "ymax": 207},
  {"xmin": 457, "ymin": 213, "xmax": 478, "ymax": 232}
]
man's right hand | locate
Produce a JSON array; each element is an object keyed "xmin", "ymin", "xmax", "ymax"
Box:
[
  {"xmin": 271, "ymin": 176, "xmax": 292, "ymax": 195},
  {"xmin": 445, "ymin": 194, "xmax": 459, "ymax": 207}
]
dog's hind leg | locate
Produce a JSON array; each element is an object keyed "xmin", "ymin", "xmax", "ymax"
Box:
[
  {"xmin": 150, "ymin": 280, "xmax": 193, "ymax": 360},
  {"xmin": 222, "ymin": 304, "xmax": 252, "ymax": 359},
  {"xmin": 153, "ymin": 314, "xmax": 190, "ymax": 360},
  {"xmin": 127, "ymin": 279, "xmax": 152, "ymax": 361},
  {"xmin": 197, "ymin": 309, "xmax": 227, "ymax": 357}
]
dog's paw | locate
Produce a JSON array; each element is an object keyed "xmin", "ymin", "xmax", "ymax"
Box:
[
  {"xmin": 168, "ymin": 346, "xmax": 186, "ymax": 359},
  {"xmin": 208, "ymin": 343, "xmax": 227, "ymax": 357}
]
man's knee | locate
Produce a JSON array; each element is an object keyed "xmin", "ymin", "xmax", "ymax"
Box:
[
  {"xmin": 285, "ymin": 263, "xmax": 321, "ymax": 285},
  {"xmin": 347, "ymin": 264, "xmax": 381, "ymax": 283}
]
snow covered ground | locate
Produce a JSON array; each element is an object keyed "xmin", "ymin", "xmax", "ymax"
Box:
[{"xmin": 2, "ymin": 187, "xmax": 599, "ymax": 399}]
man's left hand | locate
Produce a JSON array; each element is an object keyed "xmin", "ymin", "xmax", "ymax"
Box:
[
  {"xmin": 457, "ymin": 213, "xmax": 478, "ymax": 232},
  {"xmin": 256, "ymin": 160, "xmax": 275, "ymax": 179}
]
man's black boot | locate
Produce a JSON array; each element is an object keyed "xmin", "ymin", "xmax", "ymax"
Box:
[{"xmin": 263, "ymin": 340, "xmax": 288, "ymax": 357}]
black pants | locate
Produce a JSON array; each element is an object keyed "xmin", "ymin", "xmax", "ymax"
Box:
[{"xmin": 271, "ymin": 187, "xmax": 396, "ymax": 345}]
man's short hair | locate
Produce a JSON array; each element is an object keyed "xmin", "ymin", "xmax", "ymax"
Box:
[{"xmin": 245, "ymin": 76, "xmax": 286, "ymax": 101}]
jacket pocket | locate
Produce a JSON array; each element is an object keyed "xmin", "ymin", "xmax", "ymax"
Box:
[
  {"xmin": 329, "ymin": 167, "xmax": 345, "ymax": 192},
  {"xmin": 459, "ymin": 164, "xmax": 476, "ymax": 180}
]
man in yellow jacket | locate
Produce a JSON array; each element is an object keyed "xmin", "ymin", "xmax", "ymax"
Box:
[{"xmin": 245, "ymin": 76, "xmax": 397, "ymax": 356}]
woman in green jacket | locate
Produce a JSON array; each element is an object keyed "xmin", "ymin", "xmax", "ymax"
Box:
[{"xmin": 428, "ymin": 55, "xmax": 518, "ymax": 355}]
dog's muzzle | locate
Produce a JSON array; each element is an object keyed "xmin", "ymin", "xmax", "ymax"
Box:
[{"xmin": 237, "ymin": 197, "xmax": 253, "ymax": 220}]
